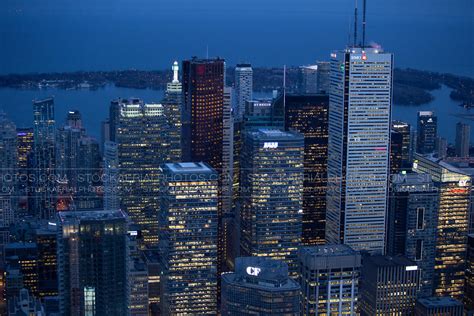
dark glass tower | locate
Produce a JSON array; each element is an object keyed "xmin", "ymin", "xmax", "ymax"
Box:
[
  {"xmin": 416, "ymin": 111, "xmax": 437, "ymax": 154},
  {"xmin": 57, "ymin": 210, "xmax": 129, "ymax": 316},
  {"xmin": 277, "ymin": 94, "xmax": 329, "ymax": 245}
]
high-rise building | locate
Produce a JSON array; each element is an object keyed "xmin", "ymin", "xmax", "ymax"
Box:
[
  {"xmin": 32, "ymin": 98, "xmax": 56, "ymax": 219},
  {"xmin": 388, "ymin": 173, "xmax": 439, "ymax": 297},
  {"xmin": 298, "ymin": 65, "xmax": 319, "ymax": 94},
  {"xmin": 103, "ymin": 141, "xmax": 120, "ymax": 211},
  {"xmin": 316, "ymin": 61, "xmax": 331, "ymax": 94},
  {"xmin": 240, "ymin": 128, "xmax": 304, "ymax": 275},
  {"xmin": 234, "ymin": 64, "xmax": 253, "ymax": 118},
  {"xmin": 57, "ymin": 210, "xmax": 129, "ymax": 316},
  {"xmin": 392, "ymin": 120, "xmax": 413, "ymax": 170},
  {"xmin": 417, "ymin": 111, "xmax": 437, "ymax": 154},
  {"xmin": 162, "ymin": 61, "xmax": 183, "ymax": 161},
  {"xmin": 275, "ymin": 94, "xmax": 329, "ymax": 245},
  {"xmin": 0, "ymin": 113, "xmax": 17, "ymax": 247},
  {"xmin": 326, "ymin": 47, "xmax": 393, "ymax": 254},
  {"xmin": 117, "ymin": 99, "xmax": 179, "ymax": 246},
  {"xmin": 466, "ymin": 234, "xmax": 474, "ymax": 311},
  {"xmin": 436, "ymin": 136, "xmax": 447, "ymax": 159},
  {"xmin": 415, "ymin": 297, "xmax": 464, "ymax": 316},
  {"xmin": 390, "ymin": 130, "xmax": 403, "ymax": 174},
  {"xmin": 455, "ymin": 121, "xmax": 470, "ymax": 158},
  {"xmin": 298, "ymin": 245, "xmax": 361, "ymax": 315},
  {"xmin": 182, "ymin": 57, "xmax": 224, "ymax": 170},
  {"xmin": 100, "ymin": 119, "xmax": 110, "ymax": 152},
  {"xmin": 159, "ymin": 163, "xmax": 218, "ymax": 315},
  {"xmin": 34, "ymin": 224, "xmax": 58, "ymax": 298},
  {"xmin": 359, "ymin": 255, "xmax": 420, "ymax": 316},
  {"xmin": 221, "ymin": 257, "xmax": 301, "ymax": 315},
  {"xmin": 413, "ymin": 155, "xmax": 471, "ymax": 299},
  {"xmin": 4, "ymin": 243, "xmax": 39, "ymax": 296},
  {"xmin": 16, "ymin": 127, "xmax": 34, "ymax": 217}
]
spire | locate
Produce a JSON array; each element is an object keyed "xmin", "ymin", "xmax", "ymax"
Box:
[{"xmin": 172, "ymin": 61, "xmax": 179, "ymax": 83}]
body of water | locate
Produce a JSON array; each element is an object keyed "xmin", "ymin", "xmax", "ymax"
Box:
[{"xmin": 0, "ymin": 85, "xmax": 472, "ymax": 144}]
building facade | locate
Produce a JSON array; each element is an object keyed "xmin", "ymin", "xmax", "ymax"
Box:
[
  {"xmin": 221, "ymin": 257, "xmax": 301, "ymax": 315},
  {"xmin": 455, "ymin": 121, "xmax": 470, "ymax": 158},
  {"xmin": 326, "ymin": 47, "xmax": 393, "ymax": 254},
  {"xmin": 240, "ymin": 129, "xmax": 304, "ymax": 275},
  {"xmin": 57, "ymin": 210, "xmax": 129, "ymax": 316},
  {"xmin": 298, "ymin": 245, "xmax": 361, "ymax": 315},
  {"xmin": 234, "ymin": 64, "xmax": 253, "ymax": 118},
  {"xmin": 417, "ymin": 111, "xmax": 437, "ymax": 155},
  {"xmin": 159, "ymin": 163, "xmax": 219, "ymax": 315}
]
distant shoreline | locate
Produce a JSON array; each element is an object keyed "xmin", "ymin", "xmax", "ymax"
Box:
[{"xmin": 0, "ymin": 67, "xmax": 472, "ymax": 106}]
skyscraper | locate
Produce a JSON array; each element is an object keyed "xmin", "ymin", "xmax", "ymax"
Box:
[
  {"xmin": 277, "ymin": 94, "xmax": 329, "ymax": 245},
  {"xmin": 34, "ymin": 224, "xmax": 58, "ymax": 298},
  {"xmin": 117, "ymin": 99, "xmax": 178, "ymax": 246},
  {"xmin": 417, "ymin": 111, "xmax": 437, "ymax": 154},
  {"xmin": 32, "ymin": 98, "xmax": 56, "ymax": 219},
  {"xmin": 436, "ymin": 136, "xmax": 447, "ymax": 159},
  {"xmin": 466, "ymin": 234, "xmax": 474, "ymax": 311},
  {"xmin": 388, "ymin": 173, "xmax": 439, "ymax": 297},
  {"xmin": 316, "ymin": 61, "xmax": 331, "ymax": 93},
  {"xmin": 57, "ymin": 210, "xmax": 129, "ymax": 316},
  {"xmin": 16, "ymin": 127, "xmax": 34, "ymax": 217},
  {"xmin": 240, "ymin": 128, "xmax": 304, "ymax": 275},
  {"xmin": 359, "ymin": 255, "xmax": 420, "ymax": 316},
  {"xmin": 234, "ymin": 64, "xmax": 253, "ymax": 118},
  {"xmin": 298, "ymin": 245, "xmax": 361, "ymax": 315},
  {"xmin": 159, "ymin": 162, "xmax": 218, "ymax": 315},
  {"xmin": 0, "ymin": 112, "xmax": 17, "ymax": 246},
  {"xmin": 390, "ymin": 130, "xmax": 403, "ymax": 174},
  {"xmin": 221, "ymin": 257, "xmax": 301, "ymax": 315},
  {"xmin": 103, "ymin": 141, "xmax": 120, "ymax": 211},
  {"xmin": 413, "ymin": 155, "xmax": 471, "ymax": 299},
  {"xmin": 298, "ymin": 65, "xmax": 319, "ymax": 94},
  {"xmin": 455, "ymin": 121, "xmax": 470, "ymax": 158},
  {"xmin": 326, "ymin": 47, "xmax": 393, "ymax": 254},
  {"xmin": 391, "ymin": 120, "xmax": 413, "ymax": 170}
]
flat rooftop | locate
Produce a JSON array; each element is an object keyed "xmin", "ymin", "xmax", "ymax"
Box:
[
  {"xmin": 299, "ymin": 244, "xmax": 358, "ymax": 257},
  {"xmin": 163, "ymin": 162, "xmax": 216, "ymax": 174},
  {"xmin": 417, "ymin": 296, "xmax": 463, "ymax": 308},
  {"xmin": 58, "ymin": 209, "xmax": 127, "ymax": 223},
  {"xmin": 368, "ymin": 255, "xmax": 416, "ymax": 268}
]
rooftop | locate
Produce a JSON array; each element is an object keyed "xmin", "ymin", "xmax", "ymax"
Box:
[
  {"xmin": 299, "ymin": 244, "xmax": 357, "ymax": 257},
  {"xmin": 163, "ymin": 162, "xmax": 216, "ymax": 175},
  {"xmin": 417, "ymin": 296, "xmax": 463, "ymax": 308},
  {"xmin": 58, "ymin": 209, "xmax": 127, "ymax": 223},
  {"xmin": 252, "ymin": 128, "xmax": 303, "ymax": 140},
  {"xmin": 367, "ymin": 255, "xmax": 417, "ymax": 268}
]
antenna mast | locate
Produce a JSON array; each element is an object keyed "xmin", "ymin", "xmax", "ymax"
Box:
[
  {"xmin": 353, "ymin": 0, "xmax": 358, "ymax": 47},
  {"xmin": 362, "ymin": 0, "xmax": 367, "ymax": 48}
]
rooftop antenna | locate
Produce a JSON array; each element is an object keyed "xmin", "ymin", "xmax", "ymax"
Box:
[
  {"xmin": 353, "ymin": 0, "xmax": 358, "ymax": 47},
  {"xmin": 362, "ymin": 0, "xmax": 367, "ymax": 48}
]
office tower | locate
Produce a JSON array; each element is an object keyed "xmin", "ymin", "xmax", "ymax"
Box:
[
  {"xmin": 16, "ymin": 127, "xmax": 34, "ymax": 217},
  {"xmin": 465, "ymin": 234, "xmax": 474, "ymax": 311},
  {"xmin": 117, "ymin": 99, "xmax": 178, "ymax": 246},
  {"xmin": 103, "ymin": 141, "xmax": 120, "ymax": 210},
  {"xmin": 436, "ymin": 136, "xmax": 447, "ymax": 159},
  {"xmin": 417, "ymin": 111, "xmax": 437, "ymax": 154},
  {"xmin": 34, "ymin": 224, "xmax": 58, "ymax": 298},
  {"xmin": 143, "ymin": 250, "xmax": 161, "ymax": 314},
  {"xmin": 326, "ymin": 47, "xmax": 393, "ymax": 254},
  {"xmin": 392, "ymin": 120, "xmax": 413, "ymax": 170},
  {"xmin": 0, "ymin": 113, "xmax": 17, "ymax": 246},
  {"xmin": 390, "ymin": 130, "xmax": 403, "ymax": 174},
  {"xmin": 4, "ymin": 243, "xmax": 39, "ymax": 296},
  {"xmin": 359, "ymin": 256, "xmax": 420, "ymax": 316},
  {"xmin": 108, "ymin": 98, "xmax": 122, "ymax": 142},
  {"xmin": 388, "ymin": 173, "xmax": 438, "ymax": 297},
  {"xmin": 57, "ymin": 210, "xmax": 129, "ymax": 316},
  {"xmin": 240, "ymin": 129, "xmax": 304, "ymax": 275},
  {"xmin": 455, "ymin": 121, "xmax": 470, "ymax": 157},
  {"xmin": 162, "ymin": 61, "xmax": 183, "ymax": 161},
  {"xmin": 298, "ymin": 245, "xmax": 361, "ymax": 315},
  {"xmin": 182, "ymin": 57, "xmax": 224, "ymax": 169},
  {"xmin": 235, "ymin": 63, "xmax": 253, "ymax": 118},
  {"xmin": 316, "ymin": 61, "xmax": 331, "ymax": 93},
  {"xmin": 413, "ymin": 155, "xmax": 471, "ymax": 299},
  {"xmin": 415, "ymin": 297, "xmax": 464, "ymax": 316},
  {"xmin": 298, "ymin": 65, "xmax": 319, "ymax": 94},
  {"xmin": 243, "ymin": 99, "xmax": 279, "ymax": 130},
  {"xmin": 159, "ymin": 163, "xmax": 218, "ymax": 315},
  {"xmin": 277, "ymin": 94, "xmax": 329, "ymax": 245},
  {"xmin": 32, "ymin": 98, "xmax": 56, "ymax": 219},
  {"xmin": 128, "ymin": 233, "xmax": 148, "ymax": 316},
  {"xmin": 75, "ymin": 136, "xmax": 102, "ymax": 209},
  {"xmin": 221, "ymin": 257, "xmax": 301, "ymax": 315}
]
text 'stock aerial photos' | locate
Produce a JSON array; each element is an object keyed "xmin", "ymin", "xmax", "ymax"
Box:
[{"xmin": 0, "ymin": 0, "xmax": 473, "ymax": 315}]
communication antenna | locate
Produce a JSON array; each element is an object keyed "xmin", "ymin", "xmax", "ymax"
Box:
[
  {"xmin": 362, "ymin": 0, "xmax": 367, "ymax": 48},
  {"xmin": 353, "ymin": 0, "xmax": 358, "ymax": 47}
]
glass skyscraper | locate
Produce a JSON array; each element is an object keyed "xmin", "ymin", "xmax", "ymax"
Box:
[
  {"xmin": 234, "ymin": 64, "xmax": 253, "ymax": 119},
  {"xmin": 159, "ymin": 162, "xmax": 219, "ymax": 315},
  {"xmin": 416, "ymin": 111, "xmax": 437, "ymax": 155},
  {"xmin": 240, "ymin": 128, "xmax": 304, "ymax": 275},
  {"xmin": 57, "ymin": 210, "xmax": 129, "ymax": 316},
  {"xmin": 326, "ymin": 47, "xmax": 393, "ymax": 254}
]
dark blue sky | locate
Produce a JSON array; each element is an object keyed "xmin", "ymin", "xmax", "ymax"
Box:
[{"xmin": 1, "ymin": 0, "xmax": 473, "ymax": 75}]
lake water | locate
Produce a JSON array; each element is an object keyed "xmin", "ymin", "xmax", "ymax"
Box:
[{"xmin": 0, "ymin": 85, "xmax": 471, "ymax": 144}]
